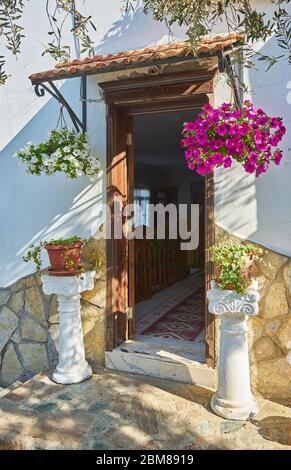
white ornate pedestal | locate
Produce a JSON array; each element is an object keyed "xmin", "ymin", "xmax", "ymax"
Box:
[
  {"xmin": 207, "ymin": 280, "xmax": 260, "ymax": 421},
  {"xmin": 42, "ymin": 271, "xmax": 95, "ymax": 384}
]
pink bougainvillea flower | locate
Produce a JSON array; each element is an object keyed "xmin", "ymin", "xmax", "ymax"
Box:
[
  {"xmin": 196, "ymin": 161, "xmax": 214, "ymax": 175},
  {"xmin": 208, "ymin": 140, "xmax": 218, "ymax": 151},
  {"xmin": 212, "ymin": 152, "xmax": 224, "ymax": 165},
  {"xmin": 217, "ymin": 124, "xmax": 229, "ymax": 136},
  {"xmin": 195, "ymin": 132, "xmax": 208, "ymax": 145},
  {"xmin": 256, "ymin": 164, "xmax": 268, "ymax": 177},
  {"xmin": 202, "ymin": 104, "xmax": 214, "ymax": 113},
  {"xmin": 274, "ymin": 152, "xmax": 283, "ymax": 165},
  {"xmin": 214, "ymin": 139, "xmax": 223, "ymax": 149},
  {"xmin": 229, "ymin": 125, "xmax": 239, "ymax": 136},
  {"xmin": 256, "ymin": 116, "xmax": 268, "ymax": 126},
  {"xmin": 270, "ymin": 117, "xmax": 280, "ymax": 129},
  {"xmin": 225, "ymin": 138, "xmax": 238, "ymax": 151},
  {"xmin": 185, "ymin": 149, "xmax": 193, "ymax": 160},
  {"xmin": 249, "ymin": 152, "xmax": 259, "ymax": 162},
  {"xmin": 244, "ymin": 160, "xmax": 256, "ymax": 174},
  {"xmin": 221, "ymin": 103, "xmax": 232, "ymax": 111},
  {"xmin": 183, "ymin": 136, "xmax": 195, "ymax": 146},
  {"xmin": 223, "ymin": 157, "xmax": 232, "ymax": 168},
  {"xmin": 239, "ymin": 123, "xmax": 250, "ymax": 136},
  {"xmin": 229, "ymin": 109, "xmax": 242, "ymax": 119},
  {"xmin": 192, "ymin": 149, "xmax": 201, "ymax": 162},
  {"xmin": 269, "ymin": 135, "xmax": 280, "ymax": 146},
  {"xmin": 196, "ymin": 162, "xmax": 208, "ymax": 176},
  {"xmin": 205, "ymin": 156, "xmax": 216, "ymax": 168},
  {"xmin": 187, "ymin": 161, "xmax": 195, "ymax": 170},
  {"xmin": 243, "ymin": 99, "xmax": 253, "ymax": 108},
  {"xmin": 209, "ymin": 114, "xmax": 220, "ymax": 125},
  {"xmin": 255, "ymin": 139, "xmax": 268, "ymax": 152},
  {"xmin": 200, "ymin": 120, "xmax": 211, "ymax": 130},
  {"xmin": 183, "ymin": 122, "xmax": 196, "ymax": 132},
  {"xmin": 254, "ymin": 130, "xmax": 263, "ymax": 146},
  {"xmin": 245, "ymin": 110, "xmax": 256, "ymax": 120}
]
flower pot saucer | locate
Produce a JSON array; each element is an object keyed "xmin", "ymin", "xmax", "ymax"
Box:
[{"xmin": 48, "ymin": 267, "xmax": 83, "ymax": 277}]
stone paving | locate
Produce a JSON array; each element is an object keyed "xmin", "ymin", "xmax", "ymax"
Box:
[{"xmin": 0, "ymin": 369, "xmax": 290, "ymax": 450}]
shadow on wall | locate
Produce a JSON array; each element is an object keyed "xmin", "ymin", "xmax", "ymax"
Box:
[
  {"xmin": 94, "ymin": 1, "xmax": 187, "ymax": 55},
  {"xmin": 246, "ymin": 35, "xmax": 291, "ymax": 255},
  {"xmin": 215, "ymin": 163, "xmax": 257, "ymax": 237},
  {"xmin": 0, "ymin": 78, "xmax": 104, "ymax": 287},
  {"xmin": 216, "ymin": 34, "xmax": 291, "ymax": 256}
]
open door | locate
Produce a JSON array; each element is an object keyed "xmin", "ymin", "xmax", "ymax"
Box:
[
  {"xmin": 106, "ymin": 108, "xmax": 135, "ymax": 349},
  {"xmin": 205, "ymin": 173, "xmax": 215, "ymax": 366},
  {"xmin": 106, "ymin": 107, "xmax": 127, "ymax": 349},
  {"xmin": 126, "ymin": 116, "xmax": 135, "ymax": 339}
]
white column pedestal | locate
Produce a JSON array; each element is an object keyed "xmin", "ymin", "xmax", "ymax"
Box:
[
  {"xmin": 207, "ymin": 280, "xmax": 260, "ymax": 421},
  {"xmin": 42, "ymin": 271, "xmax": 95, "ymax": 384}
]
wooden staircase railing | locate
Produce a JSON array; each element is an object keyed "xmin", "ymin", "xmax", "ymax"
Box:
[{"xmin": 135, "ymin": 238, "xmax": 188, "ymax": 303}]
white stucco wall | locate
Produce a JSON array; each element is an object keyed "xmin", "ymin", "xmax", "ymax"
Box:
[
  {"xmin": 215, "ymin": 1, "xmax": 291, "ymax": 256},
  {"xmin": 0, "ymin": 0, "xmax": 290, "ymax": 287},
  {"xmin": 0, "ymin": 0, "xmax": 186, "ymax": 287}
]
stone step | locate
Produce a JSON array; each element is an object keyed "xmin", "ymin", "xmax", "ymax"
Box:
[
  {"xmin": 122, "ymin": 334, "xmax": 205, "ymax": 360},
  {"xmin": 105, "ymin": 339, "xmax": 216, "ymax": 388}
]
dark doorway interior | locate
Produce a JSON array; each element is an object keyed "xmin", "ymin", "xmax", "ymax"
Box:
[{"xmin": 133, "ymin": 110, "xmax": 206, "ymax": 355}]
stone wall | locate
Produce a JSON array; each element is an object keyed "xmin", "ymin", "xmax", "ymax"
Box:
[
  {"xmin": 216, "ymin": 226, "xmax": 291, "ymax": 402},
  {"xmin": 0, "ymin": 236, "xmax": 106, "ymax": 387},
  {"xmin": 2, "ymin": 227, "xmax": 290, "ymax": 401}
]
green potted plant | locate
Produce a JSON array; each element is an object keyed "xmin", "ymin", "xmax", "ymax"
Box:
[
  {"xmin": 210, "ymin": 241, "xmax": 263, "ymax": 294},
  {"xmin": 207, "ymin": 241, "xmax": 263, "ymax": 420},
  {"xmin": 23, "ymin": 236, "xmax": 87, "ymax": 276}
]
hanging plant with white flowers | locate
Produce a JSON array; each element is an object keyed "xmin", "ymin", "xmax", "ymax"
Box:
[{"xmin": 16, "ymin": 128, "xmax": 100, "ymax": 179}]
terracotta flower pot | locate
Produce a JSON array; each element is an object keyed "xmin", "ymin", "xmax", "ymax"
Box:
[{"xmin": 45, "ymin": 242, "xmax": 82, "ymax": 276}]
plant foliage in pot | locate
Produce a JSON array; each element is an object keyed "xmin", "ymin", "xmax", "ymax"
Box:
[
  {"xmin": 23, "ymin": 236, "xmax": 87, "ymax": 276},
  {"xmin": 210, "ymin": 242, "xmax": 263, "ymax": 294}
]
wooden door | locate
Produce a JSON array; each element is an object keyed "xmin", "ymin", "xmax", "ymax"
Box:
[
  {"xmin": 205, "ymin": 173, "xmax": 215, "ymax": 366},
  {"xmin": 191, "ymin": 181, "xmax": 205, "ymax": 268},
  {"xmin": 126, "ymin": 116, "xmax": 135, "ymax": 338},
  {"xmin": 106, "ymin": 106, "xmax": 128, "ymax": 348}
]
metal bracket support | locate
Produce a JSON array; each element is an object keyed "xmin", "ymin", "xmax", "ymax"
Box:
[{"xmin": 34, "ymin": 76, "xmax": 87, "ymax": 133}]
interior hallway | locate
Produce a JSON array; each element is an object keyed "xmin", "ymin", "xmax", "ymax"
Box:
[{"xmin": 136, "ymin": 272, "xmax": 205, "ymax": 345}]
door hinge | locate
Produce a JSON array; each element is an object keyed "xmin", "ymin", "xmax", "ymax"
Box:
[
  {"xmin": 127, "ymin": 306, "xmax": 134, "ymax": 320},
  {"xmin": 126, "ymin": 133, "xmax": 132, "ymax": 146}
]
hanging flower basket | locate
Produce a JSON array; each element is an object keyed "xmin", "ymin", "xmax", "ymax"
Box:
[
  {"xmin": 16, "ymin": 128, "xmax": 100, "ymax": 179},
  {"xmin": 181, "ymin": 100, "xmax": 286, "ymax": 177}
]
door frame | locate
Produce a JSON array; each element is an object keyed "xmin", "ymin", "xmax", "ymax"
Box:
[{"xmin": 100, "ymin": 68, "xmax": 216, "ymax": 367}]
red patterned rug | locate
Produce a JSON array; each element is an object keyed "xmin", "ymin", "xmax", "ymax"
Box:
[{"xmin": 141, "ymin": 287, "xmax": 205, "ymax": 342}]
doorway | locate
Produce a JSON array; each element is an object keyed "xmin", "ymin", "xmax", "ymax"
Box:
[
  {"xmin": 101, "ymin": 70, "xmax": 216, "ymax": 382},
  {"xmin": 133, "ymin": 110, "xmax": 205, "ymax": 361}
]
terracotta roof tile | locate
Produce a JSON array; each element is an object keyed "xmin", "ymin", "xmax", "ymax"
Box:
[{"xmin": 29, "ymin": 33, "xmax": 242, "ymax": 83}]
